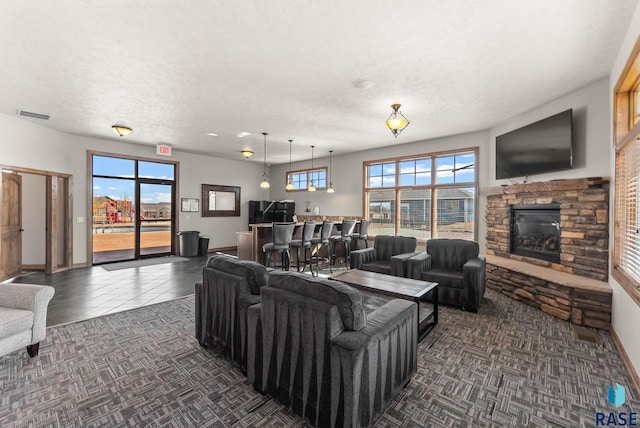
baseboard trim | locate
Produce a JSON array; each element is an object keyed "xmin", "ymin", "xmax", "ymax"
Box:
[
  {"xmin": 610, "ymin": 325, "xmax": 640, "ymax": 396},
  {"xmin": 22, "ymin": 264, "xmax": 45, "ymax": 271},
  {"xmin": 210, "ymin": 246, "xmax": 237, "ymax": 254}
]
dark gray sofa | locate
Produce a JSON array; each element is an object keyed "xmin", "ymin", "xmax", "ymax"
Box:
[
  {"xmin": 247, "ymin": 271, "xmax": 417, "ymax": 427},
  {"xmin": 349, "ymin": 235, "xmax": 419, "ymax": 277},
  {"xmin": 406, "ymin": 238, "xmax": 486, "ymax": 312},
  {"xmin": 195, "ymin": 254, "xmax": 269, "ymax": 372}
]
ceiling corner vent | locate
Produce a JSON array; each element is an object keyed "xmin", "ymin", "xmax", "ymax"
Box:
[{"xmin": 17, "ymin": 110, "xmax": 50, "ymax": 120}]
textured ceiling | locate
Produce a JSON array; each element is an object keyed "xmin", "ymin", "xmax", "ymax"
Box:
[{"xmin": 0, "ymin": 0, "xmax": 637, "ymax": 165}]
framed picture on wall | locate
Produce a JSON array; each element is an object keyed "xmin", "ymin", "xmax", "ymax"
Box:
[{"xmin": 181, "ymin": 198, "xmax": 199, "ymax": 212}]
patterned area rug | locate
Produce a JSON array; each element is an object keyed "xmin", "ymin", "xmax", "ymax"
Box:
[{"xmin": 0, "ymin": 290, "xmax": 637, "ymax": 427}]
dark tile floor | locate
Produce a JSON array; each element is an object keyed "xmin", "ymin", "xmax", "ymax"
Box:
[{"xmin": 9, "ymin": 255, "xmax": 208, "ymax": 326}]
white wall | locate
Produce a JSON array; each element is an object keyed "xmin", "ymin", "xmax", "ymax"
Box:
[
  {"xmin": 0, "ymin": 113, "xmax": 268, "ymax": 264},
  {"xmin": 480, "ymin": 78, "xmax": 611, "ymax": 255},
  {"xmin": 609, "ymin": 2, "xmax": 640, "ymax": 375},
  {"xmin": 270, "ymin": 130, "xmax": 490, "ymax": 240},
  {"xmin": 21, "ymin": 173, "xmax": 46, "ymax": 265},
  {"xmin": 488, "ymin": 77, "xmax": 611, "ymax": 187}
]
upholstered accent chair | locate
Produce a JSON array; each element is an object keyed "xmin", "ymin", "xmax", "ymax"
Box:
[
  {"xmin": 247, "ymin": 271, "xmax": 417, "ymax": 428},
  {"xmin": 349, "ymin": 235, "xmax": 419, "ymax": 277},
  {"xmin": 289, "ymin": 221, "xmax": 316, "ymax": 275},
  {"xmin": 262, "ymin": 222, "xmax": 296, "ymax": 270},
  {"xmin": 0, "ymin": 283, "xmax": 55, "ymax": 357},
  {"xmin": 195, "ymin": 255, "xmax": 269, "ymax": 372},
  {"xmin": 406, "ymin": 239, "xmax": 486, "ymax": 312}
]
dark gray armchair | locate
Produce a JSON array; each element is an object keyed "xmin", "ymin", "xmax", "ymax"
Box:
[
  {"xmin": 195, "ymin": 255, "xmax": 269, "ymax": 372},
  {"xmin": 247, "ymin": 271, "xmax": 417, "ymax": 428},
  {"xmin": 349, "ymin": 235, "xmax": 419, "ymax": 277},
  {"xmin": 406, "ymin": 239, "xmax": 486, "ymax": 312}
]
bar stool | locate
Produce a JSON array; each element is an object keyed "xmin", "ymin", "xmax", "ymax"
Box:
[
  {"xmin": 289, "ymin": 221, "xmax": 316, "ymax": 275},
  {"xmin": 330, "ymin": 219, "xmax": 357, "ymax": 272},
  {"xmin": 310, "ymin": 220, "xmax": 335, "ymax": 276},
  {"xmin": 262, "ymin": 222, "xmax": 296, "ymax": 270},
  {"xmin": 351, "ymin": 219, "xmax": 370, "ymax": 250}
]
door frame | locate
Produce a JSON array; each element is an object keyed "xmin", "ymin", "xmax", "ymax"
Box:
[
  {"xmin": 136, "ymin": 179, "xmax": 177, "ymax": 259},
  {"xmin": 0, "ymin": 165, "xmax": 73, "ymax": 275},
  {"xmin": 87, "ymin": 150, "xmax": 180, "ymax": 265}
]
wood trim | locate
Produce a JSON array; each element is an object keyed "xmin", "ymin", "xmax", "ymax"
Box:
[
  {"xmin": 87, "ymin": 150, "xmax": 180, "ymax": 265},
  {"xmin": 0, "ymin": 164, "xmax": 71, "ymax": 178},
  {"xmin": 611, "ymin": 268, "xmax": 640, "ymax": 307},
  {"xmin": 285, "ymin": 166, "xmax": 329, "ymax": 191},
  {"xmin": 22, "ymin": 264, "xmax": 45, "ymax": 271},
  {"xmin": 210, "ymin": 246, "xmax": 237, "ymax": 254},
  {"xmin": 613, "ymin": 33, "xmax": 640, "ymax": 141},
  {"xmin": 45, "ymin": 176, "xmax": 57, "ymax": 274},
  {"xmin": 363, "ymin": 146, "xmax": 480, "ymax": 240},
  {"xmin": 610, "ymin": 325, "xmax": 640, "ymax": 396},
  {"xmin": 361, "ymin": 145, "xmax": 479, "ymax": 166},
  {"xmin": 86, "ymin": 151, "xmax": 93, "ymax": 265},
  {"xmin": 482, "ymin": 177, "xmax": 608, "ymax": 196}
]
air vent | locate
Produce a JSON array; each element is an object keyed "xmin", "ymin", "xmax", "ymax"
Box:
[
  {"xmin": 17, "ymin": 110, "xmax": 50, "ymax": 120},
  {"xmin": 574, "ymin": 325, "xmax": 600, "ymax": 344}
]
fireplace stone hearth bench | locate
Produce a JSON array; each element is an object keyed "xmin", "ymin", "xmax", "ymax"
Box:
[{"xmin": 485, "ymin": 254, "xmax": 612, "ymax": 329}]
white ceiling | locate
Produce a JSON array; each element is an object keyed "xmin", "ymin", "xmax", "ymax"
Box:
[{"xmin": 0, "ymin": 1, "xmax": 637, "ymax": 165}]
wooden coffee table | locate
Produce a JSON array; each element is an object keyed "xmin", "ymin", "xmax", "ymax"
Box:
[{"xmin": 330, "ymin": 269, "xmax": 438, "ymax": 341}]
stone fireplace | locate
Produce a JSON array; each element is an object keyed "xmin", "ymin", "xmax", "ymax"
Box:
[
  {"xmin": 510, "ymin": 204, "xmax": 561, "ymax": 263},
  {"xmin": 484, "ymin": 177, "xmax": 612, "ymax": 329}
]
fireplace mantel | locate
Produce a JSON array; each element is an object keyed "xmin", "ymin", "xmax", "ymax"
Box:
[{"xmin": 483, "ymin": 177, "xmax": 609, "ymax": 196}]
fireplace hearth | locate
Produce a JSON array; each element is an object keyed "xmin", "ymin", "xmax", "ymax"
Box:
[{"xmin": 510, "ymin": 204, "xmax": 560, "ymax": 263}]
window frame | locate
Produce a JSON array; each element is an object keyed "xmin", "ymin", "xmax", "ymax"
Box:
[
  {"xmin": 285, "ymin": 166, "xmax": 328, "ymax": 191},
  {"xmin": 612, "ymin": 34, "xmax": 640, "ymax": 307},
  {"xmin": 362, "ymin": 147, "xmax": 479, "ymax": 241}
]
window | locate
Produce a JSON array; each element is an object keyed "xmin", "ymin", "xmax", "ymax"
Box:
[
  {"xmin": 613, "ymin": 35, "xmax": 640, "ymax": 306},
  {"xmin": 286, "ymin": 167, "xmax": 327, "ymax": 191},
  {"xmin": 364, "ymin": 148, "xmax": 478, "ymax": 240}
]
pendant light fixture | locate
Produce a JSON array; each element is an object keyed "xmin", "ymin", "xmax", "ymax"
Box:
[
  {"xmin": 308, "ymin": 145, "xmax": 316, "ymax": 192},
  {"xmin": 385, "ymin": 103, "xmax": 410, "ymax": 138},
  {"xmin": 259, "ymin": 132, "xmax": 270, "ymax": 189},
  {"xmin": 285, "ymin": 139, "xmax": 295, "ymax": 190},
  {"xmin": 327, "ymin": 150, "xmax": 335, "ymax": 193}
]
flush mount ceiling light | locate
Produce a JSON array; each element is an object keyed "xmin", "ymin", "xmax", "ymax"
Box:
[
  {"xmin": 286, "ymin": 139, "xmax": 295, "ymax": 190},
  {"xmin": 237, "ymin": 132, "xmax": 251, "ymax": 138},
  {"xmin": 241, "ymin": 150, "xmax": 254, "ymax": 158},
  {"xmin": 308, "ymin": 145, "xmax": 316, "ymax": 192},
  {"xmin": 327, "ymin": 150, "xmax": 335, "ymax": 193},
  {"xmin": 112, "ymin": 125, "xmax": 133, "ymax": 137},
  {"xmin": 207, "ymin": 133, "xmax": 218, "ymax": 137},
  {"xmin": 385, "ymin": 103, "xmax": 410, "ymax": 138},
  {"xmin": 260, "ymin": 132, "xmax": 270, "ymax": 189}
]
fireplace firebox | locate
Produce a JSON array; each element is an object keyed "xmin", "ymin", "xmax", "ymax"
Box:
[{"xmin": 510, "ymin": 204, "xmax": 561, "ymax": 263}]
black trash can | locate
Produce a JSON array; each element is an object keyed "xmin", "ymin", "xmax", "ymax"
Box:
[
  {"xmin": 178, "ymin": 231, "xmax": 200, "ymax": 257},
  {"xmin": 198, "ymin": 236, "xmax": 210, "ymax": 256}
]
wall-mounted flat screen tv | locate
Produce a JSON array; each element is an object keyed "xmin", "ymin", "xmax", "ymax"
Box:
[{"xmin": 496, "ymin": 109, "xmax": 573, "ymax": 180}]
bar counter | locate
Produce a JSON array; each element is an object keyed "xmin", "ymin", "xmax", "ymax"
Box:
[{"xmin": 236, "ymin": 218, "xmax": 361, "ymax": 264}]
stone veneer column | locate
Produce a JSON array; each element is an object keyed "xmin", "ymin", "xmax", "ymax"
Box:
[{"xmin": 485, "ymin": 177, "xmax": 609, "ymax": 281}]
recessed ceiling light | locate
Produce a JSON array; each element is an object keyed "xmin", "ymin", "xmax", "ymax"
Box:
[
  {"xmin": 353, "ymin": 79, "xmax": 374, "ymax": 89},
  {"xmin": 237, "ymin": 132, "xmax": 251, "ymax": 138},
  {"xmin": 207, "ymin": 133, "xmax": 218, "ymax": 137}
]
